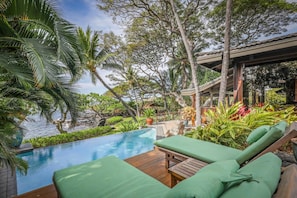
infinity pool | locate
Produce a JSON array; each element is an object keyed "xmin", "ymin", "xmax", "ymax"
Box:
[{"xmin": 16, "ymin": 128, "xmax": 156, "ymax": 195}]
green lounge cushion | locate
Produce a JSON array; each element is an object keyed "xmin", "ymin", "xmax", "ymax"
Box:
[
  {"xmin": 235, "ymin": 126, "xmax": 282, "ymax": 164},
  {"xmin": 165, "ymin": 160, "xmax": 240, "ymax": 198},
  {"xmin": 154, "ymin": 135, "xmax": 242, "ymax": 163},
  {"xmin": 220, "ymin": 180, "xmax": 271, "ymax": 198},
  {"xmin": 246, "ymin": 125, "xmax": 270, "ymax": 144},
  {"xmin": 274, "ymin": 120, "xmax": 288, "ymax": 134},
  {"xmin": 222, "ymin": 172, "xmax": 253, "ymax": 190},
  {"xmin": 221, "ymin": 153, "xmax": 281, "ymax": 198},
  {"xmin": 237, "ymin": 152, "xmax": 282, "ymax": 193},
  {"xmin": 246, "ymin": 121, "xmax": 287, "ymax": 145},
  {"xmin": 53, "ymin": 156, "xmax": 170, "ymax": 198}
]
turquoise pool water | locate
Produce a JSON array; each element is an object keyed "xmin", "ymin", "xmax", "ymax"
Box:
[{"xmin": 16, "ymin": 128, "xmax": 156, "ymax": 195}]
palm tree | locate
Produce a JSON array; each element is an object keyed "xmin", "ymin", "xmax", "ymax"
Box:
[
  {"xmin": 76, "ymin": 27, "xmax": 137, "ymax": 121},
  {"xmin": 218, "ymin": 0, "xmax": 233, "ymax": 103},
  {"xmin": 167, "ymin": 44, "xmax": 192, "ymax": 90},
  {"xmin": 0, "ymin": 0, "xmax": 82, "ymax": 172}
]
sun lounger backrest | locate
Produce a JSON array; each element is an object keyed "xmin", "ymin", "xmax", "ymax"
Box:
[
  {"xmin": 252, "ymin": 121, "xmax": 297, "ymax": 161},
  {"xmin": 235, "ymin": 121, "xmax": 287, "ymax": 164}
]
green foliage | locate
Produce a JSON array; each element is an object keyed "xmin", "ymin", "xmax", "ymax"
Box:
[
  {"xmin": 0, "ymin": 0, "xmax": 82, "ymax": 173},
  {"xmin": 209, "ymin": 0, "xmax": 297, "ymax": 47},
  {"xmin": 198, "ymin": 67, "xmax": 221, "ymax": 85},
  {"xmin": 188, "ymin": 102, "xmax": 250, "ymax": 149},
  {"xmin": 143, "ymin": 108, "xmax": 155, "ymax": 118},
  {"xmin": 275, "ymin": 105, "xmax": 297, "ymax": 123},
  {"xmin": 25, "ymin": 126, "xmax": 113, "ymax": 148},
  {"xmin": 265, "ymin": 88, "xmax": 286, "ymax": 106},
  {"xmin": 118, "ymin": 121, "xmax": 140, "ymax": 131},
  {"xmin": 78, "ymin": 93, "xmax": 125, "ymax": 116},
  {"xmin": 187, "ymin": 102, "xmax": 296, "ymax": 149},
  {"xmin": 0, "ymin": 125, "xmax": 28, "ymax": 174},
  {"xmin": 106, "ymin": 116, "xmax": 123, "ymax": 125}
]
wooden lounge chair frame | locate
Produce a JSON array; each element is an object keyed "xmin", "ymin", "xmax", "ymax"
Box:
[{"xmin": 155, "ymin": 121, "xmax": 297, "ymax": 169}]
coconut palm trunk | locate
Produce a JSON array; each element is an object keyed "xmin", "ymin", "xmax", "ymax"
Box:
[
  {"xmin": 92, "ymin": 70, "xmax": 137, "ymax": 121},
  {"xmin": 169, "ymin": 0, "xmax": 201, "ymax": 126},
  {"xmin": 219, "ymin": 0, "xmax": 233, "ymax": 104},
  {"xmin": 77, "ymin": 27, "xmax": 137, "ymax": 122}
]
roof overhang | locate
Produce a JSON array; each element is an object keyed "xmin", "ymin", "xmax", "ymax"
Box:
[
  {"xmin": 196, "ymin": 33, "xmax": 297, "ymax": 71},
  {"xmin": 181, "ymin": 76, "xmax": 233, "ymax": 96}
]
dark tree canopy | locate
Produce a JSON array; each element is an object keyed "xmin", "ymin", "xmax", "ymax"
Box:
[{"xmin": 208, "ymin": 0, "xmax": 297, "ymax": 48}]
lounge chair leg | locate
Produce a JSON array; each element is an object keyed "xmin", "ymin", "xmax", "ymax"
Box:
[
  {"xmin": 170, "ymin": 175, "xmax": 178, "ymax": 187},
  {"xmin": 166, "ymin": 154, "xmax": 170, "ymax": 168}
]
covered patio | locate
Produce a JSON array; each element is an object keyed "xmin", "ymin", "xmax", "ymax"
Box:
[{"xmin": 181, "ymin": 33, "xmax": 297, "ymax": 110}]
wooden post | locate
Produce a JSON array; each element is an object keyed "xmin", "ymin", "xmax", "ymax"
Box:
[{"xmin": 233, "ymin": 63, "xmax": 244, "ymax": 103}]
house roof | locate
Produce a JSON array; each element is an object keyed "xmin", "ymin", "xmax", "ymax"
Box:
[{"xmin": 196, "ymin": 32, "xmax": 297, "ymax": 71}]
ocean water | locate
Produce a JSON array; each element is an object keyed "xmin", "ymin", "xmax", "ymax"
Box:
[{"xmin": 20, "ymin": 112, "xmax": 94, "ymax": 140}]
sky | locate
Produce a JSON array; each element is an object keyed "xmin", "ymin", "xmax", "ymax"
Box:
[
  {"xmin": 56, "ymin": 0, "xmax": 297, "ymax": 95},
  {"xmin": 56, "ymin": 0, "xmax": 123, "ymax": 95}
]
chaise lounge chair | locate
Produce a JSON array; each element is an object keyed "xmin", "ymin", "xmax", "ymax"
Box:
[
  {"xmin": 154, "ymin": 121, "xmax": 297, "ymax": 168},
  {"xmin": 53, "ymin": 152, "xmax": 289, "ymax": 198}
]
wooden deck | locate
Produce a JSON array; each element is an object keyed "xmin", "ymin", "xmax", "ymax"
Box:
[{"xmin": 14, "ymin": 149, "xmax": 170, "ymax": 198}]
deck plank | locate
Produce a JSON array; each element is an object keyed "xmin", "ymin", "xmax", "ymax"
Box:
[{"xmin": 14, "ymin": 149, "xmax": 169, "ymax": 198}]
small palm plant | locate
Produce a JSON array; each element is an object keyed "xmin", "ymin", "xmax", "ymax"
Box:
[{"xmin": 143, "ymin": 108, "xmax": 155, "ymax": 125}]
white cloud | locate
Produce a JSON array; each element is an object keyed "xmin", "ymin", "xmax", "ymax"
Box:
[
  {"xmin": 74, "ymin": 69, "xmax": 113, "ymax": 95},
  {"xmin": 59, "ymin": 0, "xmax": 124, "ymax": 35},
  {"xmin": 75, "ymin": 81, "xmax": 107, "ymax": 94}
]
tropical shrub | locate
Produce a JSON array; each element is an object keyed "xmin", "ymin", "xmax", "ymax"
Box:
[
  {"xmin": 143, "ymin": 108, "xmax": 155, "ymax": 118},
  {"xmin": 106, "ymin": 116, "xmax": 123, "ymax": 125},
  {"xmin": 118, "ymin": 121, "xmax": 140, "ymax": 131},
  {"xmin": 265, "ymin": 88, "xmax": 286, "ymax": 106},
  {"xmin": 187, "ymin": 102, "xmax": 296, "ymax": 149},
  {"xmin": 25, "ymin": 126, "xmax": 113, "ymax": 148},
  {"xmin": 188, "ymin": 102, "xmax": 250, "ymax": 149}
]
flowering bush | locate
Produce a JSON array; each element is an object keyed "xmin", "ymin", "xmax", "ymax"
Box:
[
  {"xmin": 181, "ymin": 106, "xmax": 196, "ymax": 120},
  {"xmin": 187, "ymin": 102, "xmax": 297, "ymax": 149},
  {"xmin": 232, "ymin": 105, "xmax": 251, "ymax": 120}
]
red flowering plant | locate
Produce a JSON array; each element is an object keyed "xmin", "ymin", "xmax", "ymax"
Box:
[
  {"xmin": 231, "ymin": 103, "xmax": 251, "ymax": 120},
  {"xmin": 237, "ymin": 105, "xmax": 251, "ymax": 117}
]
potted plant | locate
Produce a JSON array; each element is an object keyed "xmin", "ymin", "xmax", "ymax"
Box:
[
  {"xmin": 143, "ymin": 108, "xmax": 155, "ymax": 125},
  {"xmin": 181, "ymin": 106, "xmax": 196, "ymax": 126}
]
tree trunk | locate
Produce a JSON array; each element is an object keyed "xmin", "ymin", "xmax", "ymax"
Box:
[
  {"xmin": 53, "ymin": 110, "xmax": 68, "ymax": 133},
  {"xmin": 169, "ymin": 0, "xmax": 201, "ymax": 126},
  {"xmin": 131, "ymin": 86, "xmax": 140, "ymax": 118},
  {"xmin": 218, "ymin": 0, "xmax": 233, "ymax": 104},
  {"xmin": 93, "ymin": 70, "xmax": 137, "ymax": 122}
]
